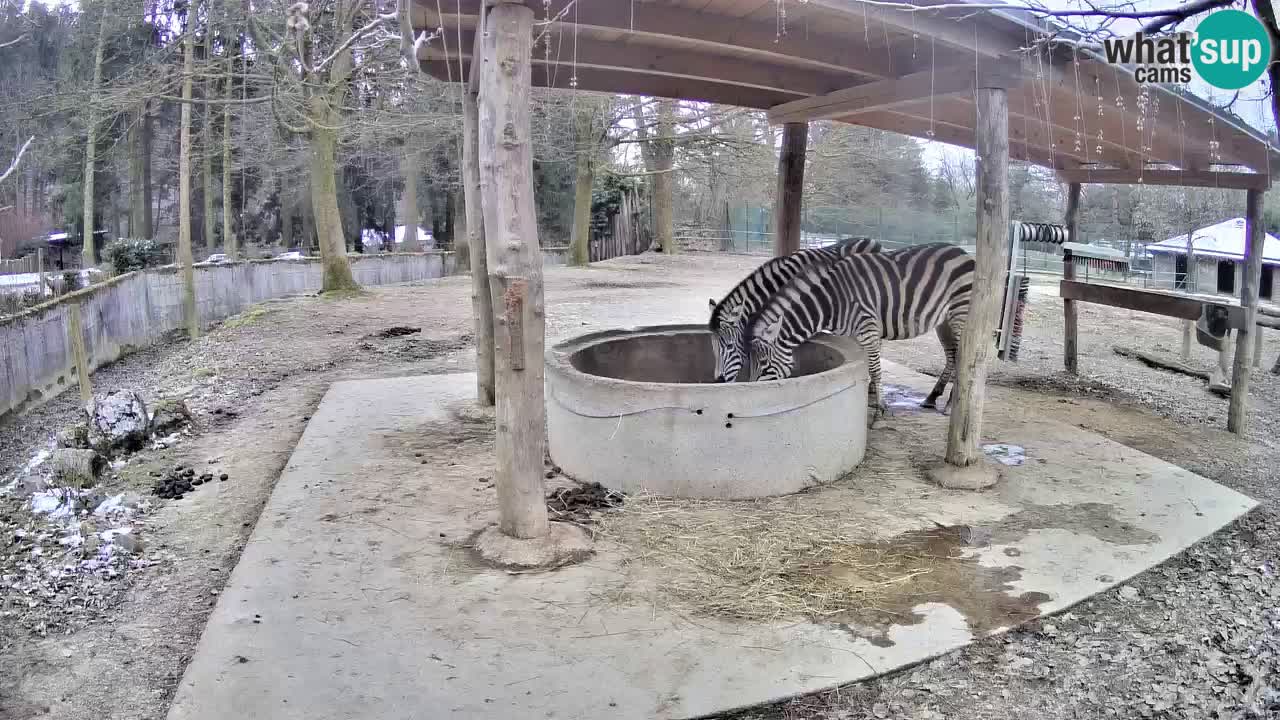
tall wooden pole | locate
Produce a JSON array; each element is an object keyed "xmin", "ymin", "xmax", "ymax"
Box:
[
  {"xmin": 943, "ymin": 85, "xmax": 1009, "ymax": 469},
  {"xmin": 1228, "ymin": 188, "xmax": 1265, "ymax": 434},
  {"xmin": 178, "ymin": 17, "xmax": 199, "ymax": 340},
  {"xmin": 773, "ymin": 122, "xmax": 807, "ymax": 256},
  {"xmin": 463, "ymin": 18, "xmax": 495, "ymax": 406},
  {"xmin": 478, "ymin": 1, "xmax": 549, "ymax": 539},
  {"xmin": 1062, "ymin": 182, "xmax": 1081, "ymax": 374}
]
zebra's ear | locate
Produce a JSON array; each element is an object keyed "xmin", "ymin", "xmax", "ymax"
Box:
[{"xmin": 708, "ymin": 298, "xmax": 717, "ymax": 311}]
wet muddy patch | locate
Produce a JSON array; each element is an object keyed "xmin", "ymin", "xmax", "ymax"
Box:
[{"xmin": 382, "ymin": 401, "xmax": 495, "ymax": 457}]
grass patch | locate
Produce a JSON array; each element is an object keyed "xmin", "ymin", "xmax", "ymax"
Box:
[{"xmin": 223, "ymin": 305, "xmax": 272, "ymax": 328}]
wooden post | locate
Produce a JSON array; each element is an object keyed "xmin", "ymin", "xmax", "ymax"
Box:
[
  {"xmin": 37, "ymin": 247, "xmax": 46, "ymax": 297},
  {"xmin": 1228, "ymin": 188, "xmax": 1265, "ymax": 434},
  {"xmin": 67, "ymin": 304, "xmax": 93, "ymax": 406},
  {"xmin": 478, "ymin": 1, "xmax": 549, "ymax": 540},
  {"xmin": 773, "ymin": 121, "xmax": 807, "ymax": 256},
  {"xmin": 1062, "ymin": 182, "xmax": 1081, "ymax": 374},
  {"xmin": 1254, "ymin": 324, "xmax": 1263, "ymax": 368},
  {"xmin": 943, "ymin": 85, "xmax": 1009, "ymax": 470},
  {"xmin": 462, "ymin": 14, "xmax": 495, "ymax": 407}
]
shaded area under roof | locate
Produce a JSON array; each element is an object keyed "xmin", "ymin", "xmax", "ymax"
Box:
[{"xmin": 412, "ymin": 0, "xmax": 1280, "ymax": 176}]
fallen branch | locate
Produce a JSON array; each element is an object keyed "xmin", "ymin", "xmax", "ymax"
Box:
[{"xmin": 1113, "ymin": 345, "xmax": 1210, "ymax": 381}]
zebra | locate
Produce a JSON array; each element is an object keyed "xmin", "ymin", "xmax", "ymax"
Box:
[
  {"xmin": 744, "ymin": 242, "xmax": 973, "ymax": 420},
  {"xmin": 707, "ymin": 236, "xmax": 882, "ymax": 383}
]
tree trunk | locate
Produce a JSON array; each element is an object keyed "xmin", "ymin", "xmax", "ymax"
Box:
[
  {"xmin": 1227, "ymin": 189, "xmax": 1265, "ymax": 434},
  {"xmin": 773, "ymin": 122, "xmax": 807, "ymax": 256},
  {"xmin": 142, "ymin": 102, "xmax": 154, "ymax": 239},
  {"xmin": 178, "ymin": 22, "xmax": 199, "ymax": 339},
  {"xmin": 568, "ymin": 109, "xmax": 595, "ymax": 266},
  {"xmin": 478, "ymin": 2, "xmax": 549, "ymax": 539},
  {"xmin": 462, "ymin": 57, "xmax": 492, "ymax": 403},
  {"xmin": 943, "ymin": 86, "xmax": 1009, "ymax": 469},
  {"xmin": 128, "ymin": 110, "xmax": 144, "ymax": 238},
  {"xmin": 202, "ymin": 69, "xmax": 216, "ymax": 252},
  {"xmin": 282, "ymin": 192, "xmax": 295, "ymax": 249},
  {"xmin": 307, "ymin": 114, "xmax": 359, "ymax": 292},
  {"xmin": 399, "ymin": 148, "xmax": 421, "ymax": 252},
  {"xmin": 222, "ymin": 69, "xmax": 237, "ymax": 258},
  {"xmin": 82, "ymin": 10, "xmax": 109, "ymax": 267},
  {"xmin": 653, "ymin": 100, "xmax": 676, "ymax": 253}
]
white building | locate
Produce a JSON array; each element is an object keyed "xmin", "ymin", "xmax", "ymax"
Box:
[{"xmin": 1145, "ymin": 218, "xmax": 1279, "ymax": 300}]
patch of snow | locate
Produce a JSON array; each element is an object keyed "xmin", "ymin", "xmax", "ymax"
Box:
[
  {"xmin": 30, "ymin": 488, "xmax": 84, "ymax": 521},
  {"xmin": 99, "ymin": 526, "xmax": 132, "ymax": 543},
  {"xmin": 982, "ymin": 443, "xmax": 1027, "ymax": 467}
]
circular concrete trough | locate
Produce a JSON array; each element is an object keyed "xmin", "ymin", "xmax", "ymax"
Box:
[{"xmin": 545, "ymin": 324, "xmax": 869, "ymax": 499}]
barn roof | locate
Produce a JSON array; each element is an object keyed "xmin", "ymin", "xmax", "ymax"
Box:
[
  {"xmin": 1148, "ymin": 217, "xmax": 1280, "ymax": 265},
  {"xmin": 411, "ymin": 0, "xmax": 1280, "ymax": 177}
]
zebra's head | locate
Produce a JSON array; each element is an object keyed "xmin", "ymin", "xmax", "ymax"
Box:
[
  {"xmin": 708, "ymin": 298, "xmax": 745, "ymax": 383},
  {"xmin": 746, "ymin": 314, "xmax": 794, "ymax": 382}
]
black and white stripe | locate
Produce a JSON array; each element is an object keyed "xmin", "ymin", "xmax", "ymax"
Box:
[
  {"xmin": 708, "ymin": 236, "xmax": 881, "ymax": 382},
  {"xmin": 745, "ymin": 242, "xmax": 973, "ymax": 417}
]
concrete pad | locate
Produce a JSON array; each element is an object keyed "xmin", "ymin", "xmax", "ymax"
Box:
[{"xmin": 167, "ymin": 367, "xmax": 1256, "ymax": 720}]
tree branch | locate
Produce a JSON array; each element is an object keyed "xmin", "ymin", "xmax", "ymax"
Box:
[{"xmin": 0, "ymin": 136, "xmax": 34, "ymax": 185}]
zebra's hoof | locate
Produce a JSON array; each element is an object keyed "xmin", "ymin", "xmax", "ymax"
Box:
[{"xmin": 921, "ymin": 399, "xmax": 937, "ymax": 409}]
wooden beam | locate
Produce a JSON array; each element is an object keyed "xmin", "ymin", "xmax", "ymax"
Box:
[
  {"xmin": 1063, "ymin": 183, "xmax": 1081, "ymax": 374},
  {"xmin": 1076, "ymin": 59, "xmax": 1277, "ymax": 173},
  {"xmin": 1059, "ymin": 280, "xmax": 1248, "ymax": 328},
  {"xmin": 417, "ymin": 0, "xmax": 900, "ymax": 81},
  {"xmin": 774, "ymin": 122, "xmax": 807, "ymax": 256},
  {"xmin": 420, "ymin": 59, "xmax": 800, "ymax": 110},
  {"xmin": 806, "ymin": 0, "xmax": 1011, "ymax": 58},
  {"xmin": 1228, "ymin": 189, "xmax": 1266, "ymax": 435},
  {"xmin": 431, "ymin": 32, "xmax": 857, "ymax": 99},
  {"xmin": 943, "ymin": 85, "xmax": 1010, "ymax": 470},
  {"xmin": 1057, "ymin": 168, "xmax": 1272, "ymax": 191},
  {"xmin": 478, "ymin": 2, "xmax": 549, "ymax": 539},
  {"xmin": 850, "ymin": 109, "xmax": 1079, "ymax": 169},
  {"xmin": 767, "ymin": 65, "xmax": 1008, "ymax": 124}
]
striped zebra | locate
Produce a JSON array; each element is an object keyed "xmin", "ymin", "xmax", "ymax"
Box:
[
  {"xmin": 707, "ymin": 236, "xmax": 882, "ymax": 383},
  {"xmin": 744, "ymin": 242, "xmax": 973, "ymax": 419}
]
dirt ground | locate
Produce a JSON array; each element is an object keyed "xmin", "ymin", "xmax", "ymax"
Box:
[{"xmin": 1, "ymin": 252, "xmax": 1278, "ymax": 720}]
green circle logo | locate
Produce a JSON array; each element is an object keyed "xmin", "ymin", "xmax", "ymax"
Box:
[{"xmin": 1192, "ymin": 10, "xmax": 1273, "ymax": 90}]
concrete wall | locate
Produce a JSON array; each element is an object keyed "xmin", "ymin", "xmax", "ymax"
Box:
[{"xmin": 0, "ymin": 250, "xmax": 558, "ymax": 420}]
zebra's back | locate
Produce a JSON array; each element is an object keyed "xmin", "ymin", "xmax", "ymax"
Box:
[
  {"xmin": 709, "ymin": 236, "xmax": 879, "ymax": 329},
  {"xmin": 752, "ymin": 243, "xmax": 973, "ymax": 345}
]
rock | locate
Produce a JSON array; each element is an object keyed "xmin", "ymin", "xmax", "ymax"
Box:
[
  {"xmin": 48, "ymin": 448, "xmax": 107, "ymax": 489},
  {"xmin": 1120, "ymin": 586, "xmax": 1141, "ymax": 602},
  {"xmin": 149, "ymin": 397, "xmax": 192, "ymax": 436},
  {"xmin": 109, "ymin": 532, "xmax": 141, "ymax": 555},
  {"xmin": 12, "ymin": 473, "xmax": 49, "ymax": 497},
  {"xmin": 86, "ymin": 391, "xmax": 150, "ymax": 455},
  {"xmin": 55, "ymin": 422, "xmax": 91, "ymax": 449}
]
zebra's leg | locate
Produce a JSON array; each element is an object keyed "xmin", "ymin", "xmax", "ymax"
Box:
[
  {"xmin": 857, "ymin": 328, "xmax": 889, "ymax": 426},
  {"xmin": 937, "ymin": 314, "xmax": 965, "ymax": 415},
  {"xmin": 923, "ymin": 322, "xmax": 958, "ymax": 410}
]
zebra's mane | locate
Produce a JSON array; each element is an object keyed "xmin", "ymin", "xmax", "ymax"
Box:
[{"xmin": 708, "ymin": 237, "xmax": 874, "ymax": 330}]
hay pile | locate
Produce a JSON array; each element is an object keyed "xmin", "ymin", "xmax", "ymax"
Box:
[{"xmin": 595, "ymin": 493, "xmax": 943, "ymax": 623}]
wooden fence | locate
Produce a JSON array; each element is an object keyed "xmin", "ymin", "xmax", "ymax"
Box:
[
  {"xmin": 589, "ymin": 186, "xmax": 649, "ymax": 262},
  {"xmin": 0, "ymin": 255, "xmax": 39, "ymax": 275}
]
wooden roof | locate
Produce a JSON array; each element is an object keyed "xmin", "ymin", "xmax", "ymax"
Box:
[{"xmin": 412, "ymin": 0, "xmax": 1280, "ymax": 178}]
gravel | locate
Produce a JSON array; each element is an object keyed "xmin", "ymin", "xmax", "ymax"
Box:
[{"xmin": 2, "ymin": 259, "xmax": 1278, "ymax": 720}]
